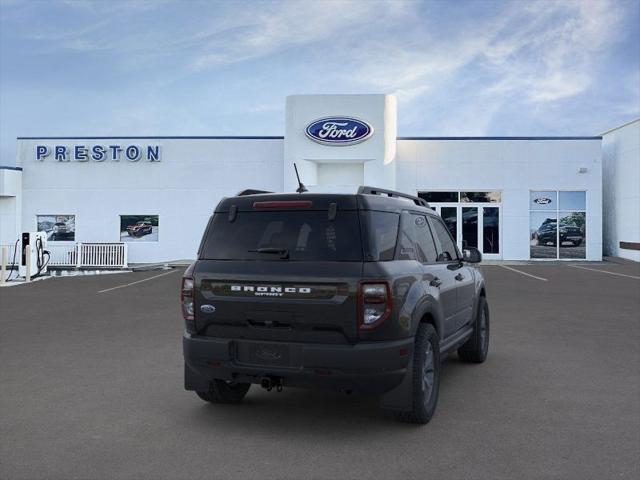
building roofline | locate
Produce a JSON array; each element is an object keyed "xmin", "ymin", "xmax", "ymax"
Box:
[
  {"xmin": 397, "ymin": 136, "xmax": 602, "ymax": 140},
  {"xmin": 16, "ymin": 136, "xmax": 285, "ymax": 140},
  {"xmin": 17, "ymin": 135, "xmax": 602, "ymax": 141},
  {"xmin": 0, "ymin": 166, "xmax": 22, "ymax": 171},
  {"xmin": 599, "ymin": 118, "xmax": 640, "ymax": 136}
]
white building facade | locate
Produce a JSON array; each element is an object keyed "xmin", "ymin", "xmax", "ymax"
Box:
[
  {"xmin": 602, "ymin": 119, "xmax": 640, "ymax": 262},
  {"xmin": 1, "ymin": 94, "xmax": 611, "ymax": 264}
]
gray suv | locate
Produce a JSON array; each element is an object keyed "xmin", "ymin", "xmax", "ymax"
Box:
[{"xmin": 182, "ymin": 186, "xmax": 489, "ymax": 424}]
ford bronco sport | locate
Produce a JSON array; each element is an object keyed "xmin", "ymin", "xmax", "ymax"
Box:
[
  {"xmin": 126, "ymin": 221, "xmax": 153, "ymax": 237},
  {"xmin": 182, "ymin": 186, "xmax": 489, "ymax": 424}
]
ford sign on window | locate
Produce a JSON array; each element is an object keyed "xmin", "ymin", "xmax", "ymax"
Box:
[{"xmin": 305, "ymin": 117, "xmax": 373, "ymax": 146}]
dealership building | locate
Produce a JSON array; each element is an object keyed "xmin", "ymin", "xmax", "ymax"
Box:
[{"xmin": 0, "ymin": 95, "xmax": 638, "ymax": 265}]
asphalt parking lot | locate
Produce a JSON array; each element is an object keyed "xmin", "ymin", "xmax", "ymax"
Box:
[{"xmin": 1, "ymin": 262, "xmax": 639, "ymax": 480}]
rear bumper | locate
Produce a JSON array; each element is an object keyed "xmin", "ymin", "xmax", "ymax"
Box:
[{"xmin": 183, "ymin": 333, "xmax": 413, "ymax": 394}]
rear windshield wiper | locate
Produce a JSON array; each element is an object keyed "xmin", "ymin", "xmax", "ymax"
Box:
[{"xmin": 248, "ymin": 247, "xmax": 290, "ymax": 259}]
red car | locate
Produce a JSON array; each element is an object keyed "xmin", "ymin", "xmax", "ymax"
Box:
[{"xmin": 126, "ymin": 221, "xmax": 153, "ymax": 237}]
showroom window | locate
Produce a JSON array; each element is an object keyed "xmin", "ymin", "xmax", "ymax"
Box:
[
  {"xmin": 36, "ymin": 215, "xmax": 76, "ymax": 242},
  {"xmin": 530, "ymin": 191, "xmax": 586, "ymax": 259},
  {"xmin": 418, "ymin": 191, "xmax": 459, "ymax": 203}
]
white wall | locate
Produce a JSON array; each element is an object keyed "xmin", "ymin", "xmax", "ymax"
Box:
[
  {"xmin": 602, "ymin": 120, "xmax": 640, "ymax": 262},
  {"xmin": 0, "ymin": 168, "xmax": 22, "ymax": 246},
  {"xmin": 17, "ymin": 138, "xmax": 284, "ymax": 263},
  {"xmin": 396, "ymin": 138, "xmax": 603, "ymax": 260}
]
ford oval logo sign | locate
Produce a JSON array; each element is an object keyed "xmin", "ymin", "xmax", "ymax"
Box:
[
  {"xmin": 534, "ymin": 197, "xmax": 552, "ymax": 205},
  {"xmin": 305, "ymin": 117, "xmax": 374, "ymax": 146}
]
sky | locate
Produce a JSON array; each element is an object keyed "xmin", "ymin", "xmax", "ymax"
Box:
[{"xmin": 0, "ymin": 0, "xmax": 639, "ymax": 165}]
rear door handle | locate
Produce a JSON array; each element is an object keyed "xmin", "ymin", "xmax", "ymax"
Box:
[
  {"xmin": 430, "ymin": 277, "xmax": 442, "ymax": 287},
  {"xmin": 455, "ymin": 273, "xmax": 465, "ymax": 281}
]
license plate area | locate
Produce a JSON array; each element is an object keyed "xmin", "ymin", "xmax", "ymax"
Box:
[{"xmin": 235, "ymin": 341, "xmax": 297, "ymax": 367}]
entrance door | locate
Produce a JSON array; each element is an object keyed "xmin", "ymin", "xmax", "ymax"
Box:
[{"xmin": 428, "ymin": 204, "xmax": 501, "ymax": 260}]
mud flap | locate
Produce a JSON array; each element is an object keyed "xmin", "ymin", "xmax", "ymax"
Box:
[
  {"xmin": 379, "ymin": 357, "xmax": 414, "ymax": 412},
  {"xmin": 184, "ymin": 363, "xmax": 210, "ymax": 391}
]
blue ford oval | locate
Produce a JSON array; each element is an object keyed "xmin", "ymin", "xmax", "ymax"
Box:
[{"xmin": 305, "ymin": 117, "xmax": 374, "ymax": 146}]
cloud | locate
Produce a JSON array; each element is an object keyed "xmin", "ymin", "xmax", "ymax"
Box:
[
  {"xmin": 189, "ymin": 1, "xmax": 412, "ymax": 71},
  {"xmin": 0, "ymin": 0, "xmax": 636, "ymax": 162},
  {"xmin": 481, "ymin": 0, "xmax": 623, "ymax": 103}
]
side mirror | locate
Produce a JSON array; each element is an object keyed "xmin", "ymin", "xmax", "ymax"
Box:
[{"xmin": 462, "ymin": 247, "xmax": 482, "ymax": 263}]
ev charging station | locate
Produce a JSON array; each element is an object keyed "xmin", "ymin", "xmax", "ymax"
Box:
[{"xmin": 18, "ymin": 231, "xmax": 50, "ymax": 279}]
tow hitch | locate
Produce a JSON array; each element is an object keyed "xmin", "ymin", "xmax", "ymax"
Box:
[{"xmin": 260, "ymin": 376, "xmax": 284, "ymax": 392}]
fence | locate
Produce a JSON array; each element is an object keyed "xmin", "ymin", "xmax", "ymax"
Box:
[{"xmin": 0, "ymin": 242, "xmax": 128, "ymax": 269}]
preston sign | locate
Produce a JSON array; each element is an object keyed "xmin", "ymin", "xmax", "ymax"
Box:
[
  {"xmin": 305, "ymin": 117, "xmax": 373, "ymax": 146},
  {"xmin": 35, "ymin": 144, "xmax": 161, "ymax": 162}
]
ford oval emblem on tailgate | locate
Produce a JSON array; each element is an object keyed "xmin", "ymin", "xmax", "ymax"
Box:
[{"xmin": 200, "ymin": 304, "xmax": 216, "ymax": 314}]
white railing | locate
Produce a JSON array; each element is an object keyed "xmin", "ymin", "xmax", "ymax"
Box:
[
  {"xmin": 77, "ymin": 243, "xmax": 128, "ymax": 268},
  {"xmin": 47, "ymin": 244, "xmax": 77, "ymax": 267},
  {"xmin": 1, "ymin": 242, "xmax": 128, "ymax": 269},
  {"xmin": 0, "ymin": 244, "xmax": 19, "ymax": 267}
]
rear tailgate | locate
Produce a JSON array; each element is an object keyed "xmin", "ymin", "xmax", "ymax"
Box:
[{"xmin": 194, "ymin": 260, "xmax": 362, "ymax": 344}]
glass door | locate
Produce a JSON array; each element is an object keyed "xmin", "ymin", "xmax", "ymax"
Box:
[
  {"xmin": 429, "ymin": 204, "xmax": 501, "ymax": 259},
  {"xmin": 482, "ymin": 207, "xmax": 500, "ymax": 255},
  {"xmin": 462, "ymin": 207, "xmax": 478, "ymax": 249}
]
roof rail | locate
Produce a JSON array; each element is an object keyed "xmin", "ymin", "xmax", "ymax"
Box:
[
  {"xmin": 357, "ymin": 186, "xmax": 430, "ymax": 208},
  {"xmin": 236, "ymin": 189, "xmax": 273, "ymax": 196}
]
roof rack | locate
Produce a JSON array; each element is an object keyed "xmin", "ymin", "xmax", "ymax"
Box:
[
  {"xmin": 357, "ymin": 186, "xmax": 430, "ymax": 208},
  {"xmin": 236, "ymin": 189, "xmax": 273, "ymax": 196}
]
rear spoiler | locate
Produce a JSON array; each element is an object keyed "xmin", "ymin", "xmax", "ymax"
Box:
[
  {"xmin": 357, "ymin": 186, "xmax": 430, "ymax": 208},
  {"xmin": 236, "ymin": 189, "xmax": 273, "ymax": 196}
]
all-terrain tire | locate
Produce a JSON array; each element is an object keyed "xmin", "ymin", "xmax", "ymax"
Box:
[
  {"xmin": 458, "ymin": 296, "xmax": 490, "ymax": 363},
  {"xmin": 394, "ymin": 323, "xmax": 441, "ymax": 425},
  {"xmin": 195, "ymin": 380, "xmax": 251, "ymax": 404}
]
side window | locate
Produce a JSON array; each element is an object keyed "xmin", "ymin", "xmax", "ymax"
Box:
[
  {"xmin": 363, "ymin": 211, "xmax": 399, "ymax": 261},
  {"xmin": 397, "ymin": 214, "xmax": 417, "ymax": 260},
  {"xmin": 412, "ymin": 214, "xmax": 438, "ymax": 263},
  {"xmin": 396, "ymin": 213, "xmax": 438, "ymax": 263},
  {"xmin": 428, "ymin": 217, "xmax": 458, "ymax": 262}
]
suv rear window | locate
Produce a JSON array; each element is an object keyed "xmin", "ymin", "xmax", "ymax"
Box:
[
  {"xmin": 362, "ymin": 211, "xmax": 399, "ymax": 261},
  {"xmin": 200, "ymin": 211, "xmax": 363, "ymax": 261}
]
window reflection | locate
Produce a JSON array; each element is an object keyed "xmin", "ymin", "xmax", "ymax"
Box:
[
  {"xmin": 462, "ymin": 207, "xmax": 478, "ymax": 248},
  {"xmin": 530, "ymin": 212, "xmax": 558, "ymax": 259},
  {"xmin": 440, "ymin": 207, "xmax": 457, "ymax": 241},
  {"xmin": 460, "ymin": 191, "xmax": 501, "ymax": 203},
  {"xmin": 559, "ymin": 212, "xmax": 586, "ymax": 259},
  {"xmin": 418, "ymin": 191, "xmax": 458, "ymax": 203},
  {"xmin": 559, "ymin": 191, "xmax": 586, "ymax": 211},
  {"xmin": 483, "ymin": 207, "xmax": 499, "ymax": 254}
]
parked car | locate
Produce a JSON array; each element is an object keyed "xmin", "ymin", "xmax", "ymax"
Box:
[
  {"xmin": 560, "ymin": 226, "xmax": 583, "ymax": 246},
  {"xmin": 126, "ymin": 221, "xmax": 153, "ymax": 237},
  {"xmin": 50, "ymin": 222, "xmax": 73, "ymax": 241},
  {"xmin": 534, "ymin": 221, "xmax": 557, "ymax": 245},
  {"xmin": 534, "ymin": 220, "xmax": 583, "ymax": 246},
  {"xmin": 181, "ymin": 186, "xmax": 490, "ymax": 424}
]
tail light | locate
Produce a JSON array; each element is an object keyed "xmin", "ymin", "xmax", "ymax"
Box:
[
  {"xmin": 253, "ymin": 200, "xmax": 313, "ymax": 209},
  {"xmin": 181, "ymin": 262, "xmax": 196, "ymax": 325},
  {"xmin": 358, "ymin": 282, "xmax": 392, "ymax": 330},
  {"xmin": 181, "ymin": 276, "xmax": 194, "ymax": 322}
]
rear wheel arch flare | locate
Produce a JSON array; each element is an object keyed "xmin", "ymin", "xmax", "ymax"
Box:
[{"xmin": 420, "ymin": 312, "xmax": 440, "ymax": 338}]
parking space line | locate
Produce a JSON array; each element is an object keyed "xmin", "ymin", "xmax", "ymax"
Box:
[
  {"xmin": 499, "ymin": 265, "xmax": 548, "ymax": 282},
  {"xmin": 97, "ymin": 270, "xmax": 178, "ymax": 293},
  {"xmin": 568, "ymin": 265, "xmax": 640, "ymax": 280}
]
